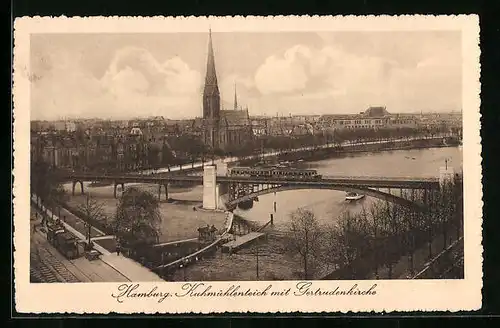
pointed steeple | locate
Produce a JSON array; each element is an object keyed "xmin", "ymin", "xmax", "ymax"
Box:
[
  {"xmin": 234, "ymin": 83, "xmax": 238, "ymax": 110},
  {"xmin": 205, "ymin": 29, "xmax": 218, "ymax": 87}
]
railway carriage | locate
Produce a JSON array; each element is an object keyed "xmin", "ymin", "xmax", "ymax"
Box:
[{"xmin": 229, "ymin": 166, "xmax": 321, "ymax": 180}]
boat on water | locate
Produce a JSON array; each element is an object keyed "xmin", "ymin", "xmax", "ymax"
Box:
[
  {"xmin": 345, "ymin": 192, "xmax": 365, "ymax": 201},
  {"xmin": 238, "ymin": 199, "xmax": 254, "ymax": 210}
]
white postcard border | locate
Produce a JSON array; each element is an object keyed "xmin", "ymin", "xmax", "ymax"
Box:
[{"xmin": 13, "ymin": 15, "xmax": 482, "ymax": 313}]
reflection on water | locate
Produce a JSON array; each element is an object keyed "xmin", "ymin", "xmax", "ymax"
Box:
[{"xmin": 235, "ymin": 147, "xmax": 463, "ymax": 228}]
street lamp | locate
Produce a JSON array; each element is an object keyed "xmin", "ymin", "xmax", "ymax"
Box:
[
  {"xmin": 179, "ymin": 259, "xmax": 188, "ymax": 281},
  {"xmin": 255, "ymin": 243, "xmax": 260, "ymax": 280},
  {"xmin": 84, "ymin": 221, "xmax": 92, "ymax": 248}
]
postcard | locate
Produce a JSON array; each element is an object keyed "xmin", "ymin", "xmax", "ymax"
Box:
[{"xmin": 13, "ymin": 15, "xmax": 482, "ymax": 313}]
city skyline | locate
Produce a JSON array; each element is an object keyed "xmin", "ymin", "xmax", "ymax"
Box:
[{"xmin": 30, "ymin": 31, "xmax": 462, "ymax": 120}]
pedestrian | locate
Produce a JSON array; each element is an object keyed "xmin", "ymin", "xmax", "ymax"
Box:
[{"xmin": 116, "ymin": 243, "xmax": 121, "ymax": 256}]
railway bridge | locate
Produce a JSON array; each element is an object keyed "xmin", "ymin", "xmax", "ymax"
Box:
[{"xmin": 63, "ymin": 164, "xmax": 455, "ymax": 212}]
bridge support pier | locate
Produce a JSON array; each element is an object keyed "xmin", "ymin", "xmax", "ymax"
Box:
[
  {"xmin": 158, "ymin": 184, "xmax": 169, "ymax": 201},
  {"xmin": 113, "ymin": 182, "xmax": 125, "ymax": 198},
  {"xmin": 72, "ymin": 180, "xmax": 84, "ymax": 196}
]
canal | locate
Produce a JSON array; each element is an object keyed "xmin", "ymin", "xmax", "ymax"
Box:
[{"xmin": 234, "ymin": 146, "xmax": 463, "ymax": 229}]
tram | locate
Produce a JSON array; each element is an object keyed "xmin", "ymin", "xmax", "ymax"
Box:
[{"xmin": 229, "ymin": 166, "xmax": 322, "ymax": 180}]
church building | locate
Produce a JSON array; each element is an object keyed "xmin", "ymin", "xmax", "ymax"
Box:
[{"xmin": 201, "ymin": 30, "xmax": 253, "ymax": 152}]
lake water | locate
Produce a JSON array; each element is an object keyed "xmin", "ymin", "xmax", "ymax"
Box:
[{"xmin": 234, "ymin": 146, "xmax": 463, "ymax": 228}]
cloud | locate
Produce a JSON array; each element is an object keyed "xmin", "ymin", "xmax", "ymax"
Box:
[
  {"xmin": 219, "ymin": 74, "xmax": 258, "ymax": 109},
  {"xmin": 30, "ymin": 33, "xmax": 461, "ymax": 120},
  {"xmin": 101, "ymin": 47, "xmax": 202, "ymax": 97},
  {"xmin": 254, "ymin": 45, "xmax": 312, "ymax": 95},
  {"xmin": 31, "ymin": 47, "xmax": 203, "ymax": 119},
  {"xmin": 251, "ymin": 41, "xmax": 461, "ymax": 113}
]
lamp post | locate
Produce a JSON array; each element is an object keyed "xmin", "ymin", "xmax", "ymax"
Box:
[
  {"xmin": 179, "ymin": 259, "xmax": 188, "ymax": 281},
  {"xmin": 84, "ymin": 222, "xmax": 92, "ymax": 247},
  {"xmin": 255, "ymin": 242, "xmax": 260, "ymax": 280}
]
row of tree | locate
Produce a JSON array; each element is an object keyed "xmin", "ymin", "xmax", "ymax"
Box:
[
  {"xmin": 30, "ymin": 159, "xmax": 68, "ymax": 218},
  {"xmin": 285, "ymin": 178, "xmax": 463, "ymax": 280}
]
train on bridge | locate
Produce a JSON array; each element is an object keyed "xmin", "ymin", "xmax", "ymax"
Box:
[{"xmin": 229, "ymin": 166, "xmax": 322, "ymax": 180}]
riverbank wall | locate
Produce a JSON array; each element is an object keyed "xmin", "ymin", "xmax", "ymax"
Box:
[{"xmin": 239, "ymin": 136, "xmax": 460, "ymax": 166}]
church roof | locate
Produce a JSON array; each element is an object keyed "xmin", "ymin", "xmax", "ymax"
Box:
[
  {"xmin": 221, "ymin": 110, "xmax": 250, "ymax": 126},
  {"xmin": 364, "ymin": 106, "xmax": 390, "ymax": 117}
]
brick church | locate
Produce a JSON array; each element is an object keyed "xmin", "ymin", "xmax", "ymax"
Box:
[{"xmin": 201, "ymin": 30, "xmax": 253, "ymax": 152}]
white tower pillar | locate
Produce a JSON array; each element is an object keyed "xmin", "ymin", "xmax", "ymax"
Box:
[{"xmin": 203, "ymin": 165, "xmax": 217, "ymax": 210}]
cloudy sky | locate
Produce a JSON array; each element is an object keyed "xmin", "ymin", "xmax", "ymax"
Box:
[{"xmin": 30, "ymin": 31, "xmax": 461, "ymax": 120}]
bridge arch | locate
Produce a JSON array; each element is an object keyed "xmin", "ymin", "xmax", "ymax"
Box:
[{"xmin": 226, "ymin": 184, "xmax": 428, "ymax": 211}]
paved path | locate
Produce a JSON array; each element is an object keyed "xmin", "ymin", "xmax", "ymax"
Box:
[
  {"xmin": 222, "ymin": 232, "xmax": 266, "ymax": 252},
  {"xmin": 152, "ymin": 238, "xmax": 198, "ymax": 248},
  {"xmin": 30, "ymin": 212, "xmax": 130, "ymax": 282},
  {"xmin": 364, "ymin": 232, "xmax": 461, "ymax": 280},
  {"xmin": 32, "ymin": 201, "xmax": 164, "ymax": 282}
]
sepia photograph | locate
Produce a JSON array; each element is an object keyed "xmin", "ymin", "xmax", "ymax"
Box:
[{"xmin": 14, "ymin": 15, "xmax": 481, "ymax": 313}]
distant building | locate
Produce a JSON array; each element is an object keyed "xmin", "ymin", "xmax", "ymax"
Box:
[
  {"xmin": 318, "ymin": 107, "xmax": 417, "ymax": 130},
  {"xmin": 130, "ymin": 127, "xmax": 143, "ymax": 136},
  {"xmin": 65, "ymin": 121, "xmax": 77, "ymax": 132},
  {"xmin": 363, "ymin": 106, "xmax": 390, "ymax": 117}
]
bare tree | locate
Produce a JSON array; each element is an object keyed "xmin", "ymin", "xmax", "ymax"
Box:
[
  {"xmin": 286, "ymin": 208, "xmax": 323, "ymax": 279},
  {"xmin": 77, "ymin": 194, "xmax": 106, "ymax": 245},
  {"xmin": 369, "ymin": 202, "xmax": 386, "ymax": 278},
  {"xmin": 324, "ymin": 210, "xmax": 372, "ymax": 279}
]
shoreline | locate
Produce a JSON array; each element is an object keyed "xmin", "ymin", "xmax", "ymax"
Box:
[{"xmin": 238, "ymin": 137, "xmax": 460, "ymax": 167}]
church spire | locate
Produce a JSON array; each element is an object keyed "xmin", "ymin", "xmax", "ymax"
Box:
[
  {"xmin": 234, "ymin": 83, "xmax": 238, "ymax": 110},
  {"xmin": 205, "ymin": 28, "xmax": 218, "ymax": 87}
]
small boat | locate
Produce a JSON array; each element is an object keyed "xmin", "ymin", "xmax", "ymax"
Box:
[
  {"xmin": 345, "ymin": 192, "xmax": 365, "ymax": 201},
  {"xmin": 238, "ymin": 199, "xmax": 254, "ymax": 210}
]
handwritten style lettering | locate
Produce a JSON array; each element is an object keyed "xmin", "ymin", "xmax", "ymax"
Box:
[
  {"xmin": 294, "ymin": 282, "xmax": 377, "ymax": 296},
  {"xmin": 111, "ymin": 283, "xmax": 172, "ymax": 303},
  {"xmin": 175, "ymin": 283, "xmax": 272, "ymax": 297},
  {"xmin": 110, "ymin": 282, "xmax": 378, "ymax": 303}
]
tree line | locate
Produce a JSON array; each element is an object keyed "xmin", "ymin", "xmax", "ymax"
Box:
[
  {"xmin": 32, "ymin": 124, "xmax": 457, "ymax": 174},
  {"xmin": 285, "ymin": 178, "xmax": 463, "ymax": 280}
]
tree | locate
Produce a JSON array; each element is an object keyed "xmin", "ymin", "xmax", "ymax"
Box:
[
  {"xmin": 31, "ymin": 159, "xmax": 65, "ymax": 216},
  {"xmin": 285, "ymin": 208, "xmax": 323, "ymax": 279},
  {"xmin": 77, "ymin": 194, "xmax": 106, "ymax": 247},
  {"xmin": 323, "ymin": 210, "xmax": 372, "ymax": 279},
  {"xmin": 49, "ymin": 184, "xmax": 69, "ymax": 218},
  {"xmin": 114, "ymin": 187, "xmax": 162, "ymax": 251}
]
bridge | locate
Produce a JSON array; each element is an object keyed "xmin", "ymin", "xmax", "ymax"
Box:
[
  {"xmin": 61, "ymin": 134, "xmax": 454, "ymax": 202},
  {"xmin": 62, "ymin": 165, "xmax": 450, "ymax": 212}
]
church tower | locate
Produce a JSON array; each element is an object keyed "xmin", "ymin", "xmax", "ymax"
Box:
[
  {"xmin": 234, "ymin": 83, "xmax": 238, "ymax": 110},
  {"xmin": 202, "ymin": 29, "xmax": 221, "ymax": 149}
]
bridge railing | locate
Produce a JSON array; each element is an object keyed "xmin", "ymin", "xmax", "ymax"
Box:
[{"xmin": 321, "ymin": 175, "xmax": 439, "ymax": 182}]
